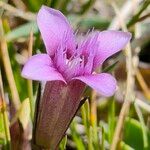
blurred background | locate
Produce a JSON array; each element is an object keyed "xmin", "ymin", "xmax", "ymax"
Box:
[{"xmin": 0, "ymin": 0, "xmax": 150, "ymax": 149}]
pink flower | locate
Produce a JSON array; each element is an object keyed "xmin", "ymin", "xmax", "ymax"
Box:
[
  {"xmin": 21, "ymin": 6, "xmax": 131, "ymax": 148},
  {"xmin": 22, "ymin": 6, "xmax": 131, "ymax": 97}
]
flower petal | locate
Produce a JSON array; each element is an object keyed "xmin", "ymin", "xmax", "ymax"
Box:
[
  {"xmin": 73, "ymin": 73, "xmax": 117, "ymax": 96},
  {"xmin": 37, "ymin": 6, "xmax": 75, "ymax": 56},
  {"xmin": 21, "ymin": 54, "xmax": 66, "ymax": 82},
  {"xmin": 94, "ymin": 30, "xmax": 131, "ymax": 68},
  {"xmin": 77, "ymin": 32, "xmax": 99, "ymax": 74}
]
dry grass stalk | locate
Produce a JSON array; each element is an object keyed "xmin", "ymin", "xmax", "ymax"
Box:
[
  {"xmin": 136, "ymin": 69, "xmax": 150, "ymax": 99},
  {"xmin": 108, "ymin": 0, "xmax": 142, "ymax": 30},
  {"xmin": 110, "ymin": 2, "xmax": 135, "ymax": 150},
  {"xmin": 27, "ymin": 30, "xmax": 34, "ymax": 121},
  {"xmin": 0, "ymin": 70, "xmax": 11, "ymax": 149},
  {"xmin": 0, "ymin": 19, "xmax": 21, "ymax": 110},
  {"xmin": 0, "ymin": 1, "xmax": 36, "ymax": 21}
]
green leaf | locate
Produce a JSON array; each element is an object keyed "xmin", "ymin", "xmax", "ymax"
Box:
[
  {"xmin": 0, "ymin": 112, "xmax": 5, "ymax": 145},
  {"xmin": 59, "ymin": 135, "xmax": 67, "ymax": 150},
  {"xmin": 120, "ymin": 141, "xmax": 134, "ymax": 150},
  {"xmin": 79, "ymin": 17, "xmax": 110, "ymax": 30},
  {"xmin": 6, "ymin": 21, "xmax": 38, "ymax": 41},
  {"xmin": 81, "ymin": 100, "xmax": 93, "ymax": 149},
  {"xmin": 123, "ymin": 118, "xmax": 150, "ymax": 150},
  {"xmin": 102, "ymin": 61, "xmax": 118, "ymax": 73},
  {"xmin": 135, "ymin": 103, "xmax": 149, "ymax": 149},
  {"xmin": 108, "ymin": 98, "xmax": 115, "ymax": 143},
  {"xmin": 127, "ymin": 0, "xmax": 150, "ymax": 27},
  {"xmin": 103, "ymin": 117, "xmax": 150, "ymax": 150},
  {"xmin": 6, "ymin": 42, "xmax": 27, "ymax": 101},
  {"xmin": 26, "ymin": 0, "xmax": 44, "ymax": 12},
  {"xmin": 70, "ymin": 120, "xmax": 85, "ymax": 150}
]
